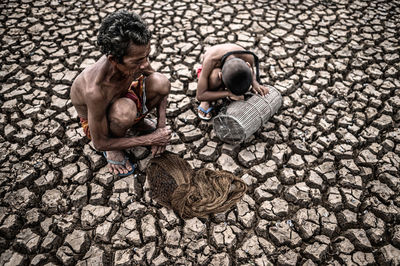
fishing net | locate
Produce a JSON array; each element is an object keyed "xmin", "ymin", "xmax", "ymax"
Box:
[{"xmin": 147, "ymin": 153, "xmax": 247, "ymax": 219}]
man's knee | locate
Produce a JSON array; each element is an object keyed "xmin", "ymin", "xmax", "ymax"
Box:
[
  {"xmin": 108, "ymin": 98, "xmax": 137, "ymax": 127},
  {"xmin": 147, "ymin": 72, "xmax": 170, "ymax": 97}
]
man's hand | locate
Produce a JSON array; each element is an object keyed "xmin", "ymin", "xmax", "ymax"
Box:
[
  {"xmin": 149, "ymin": 127, "xmax": 172, "ymax": 146},
  {"xmin": 150, "ymin": 127, "xmax": 171, "ymax": 157},
  {"xmin": 151, "ymin": 145, "xmax": 166, "ymax": 157},
  {"xmin": 251, "ymin": 84, "xmax": 269, "ymax": 96}
]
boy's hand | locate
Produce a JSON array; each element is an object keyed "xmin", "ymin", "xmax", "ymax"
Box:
[
  {"xmin": 252, "ymin": 84, "xmax": 269, "ymax": 96},
  {"xmin": 226, "ymin": 91, "xmax": 244, "ymax": 101},
  {"xmin": 229, "ymin": 94, "xmax": 244, "ymax": 101}
]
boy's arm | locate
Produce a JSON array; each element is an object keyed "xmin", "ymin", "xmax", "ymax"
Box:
[
  {"xmin": 240, "ymin": 54, "xmax": 269, "ymax": 96},
  {"xmin": 196, "ymin": 58, "xmax": 233, "ymax": 101}
]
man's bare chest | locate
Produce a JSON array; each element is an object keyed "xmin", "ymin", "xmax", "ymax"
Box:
[{"xmin": 106, "ymin": 79, "xmax": 133, "ymax": 103}]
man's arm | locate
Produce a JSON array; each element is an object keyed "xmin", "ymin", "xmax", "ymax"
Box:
[
  {"xmin": 151, "ymin": 93, "xmax": 168, "ymax": 156},
  {"xmin": 86, "ymin": 89, "xmax": 170, "ymax": 152},
  {"xmin": 156, "ymin": 93, "xmax": 167, "ymax": 128},
  {"xmin": 143, "ymin": 62, "xmax": 169, "ymax": 124}
]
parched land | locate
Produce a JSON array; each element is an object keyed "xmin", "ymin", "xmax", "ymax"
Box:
[{"xmin": 0, "ymin": 0, "xmax": 400, "ymax": 265}]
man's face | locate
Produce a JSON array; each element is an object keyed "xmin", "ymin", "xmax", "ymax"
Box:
[{"xmin": 118, "ymin": 43, "xmax": 151, "ymax": 77}]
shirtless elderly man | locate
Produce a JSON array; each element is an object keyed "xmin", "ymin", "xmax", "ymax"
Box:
[
  {"xmin": 71, "ymin": 10, "xmax": 171, "ymax": 176},
  {"xmin": 196, "ymin": 43, "xmax": 270, "ymax": 120}
]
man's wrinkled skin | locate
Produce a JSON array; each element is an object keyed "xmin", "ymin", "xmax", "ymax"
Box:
[{"xmin": 71, "ymin": 43, "xmax": 171, "ymax": 175}]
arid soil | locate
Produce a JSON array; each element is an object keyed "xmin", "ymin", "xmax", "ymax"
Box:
[{"xmin": 0, "ymin": 0, "xmax": 400, "ymax": 265}]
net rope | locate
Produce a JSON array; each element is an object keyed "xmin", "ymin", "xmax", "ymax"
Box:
[{"xmin": 147, "ymin": 153, "xmax": 247, "ymax": 219}]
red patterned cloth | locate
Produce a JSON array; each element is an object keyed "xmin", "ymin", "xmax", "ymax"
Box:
[{"xmin": 196, "ymin": 65, "xmax": 202, "ymax": 79}]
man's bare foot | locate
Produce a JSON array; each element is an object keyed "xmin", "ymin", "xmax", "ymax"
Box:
[
  {"xmin": 198, "ymin": 101, "xmax": 213, "ymax": 121},
  {"xmin": 104, "ymin": 150, "xmax": 134, "ymax": 176}
]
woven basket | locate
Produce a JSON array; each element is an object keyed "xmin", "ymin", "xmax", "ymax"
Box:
[{"xmin": 213, "ymin": 85, "xmax": 282, "ymax": 144}]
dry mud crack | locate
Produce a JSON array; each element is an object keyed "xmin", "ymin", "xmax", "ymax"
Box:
[{"xmin": 1, "ymin": 0, "xmax": 400, "ymax": 265}]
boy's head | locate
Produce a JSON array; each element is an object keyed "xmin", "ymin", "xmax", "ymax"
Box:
[
  {"xmin": 221, "ymin": 58, "xmax": 252, "ymax": 96},
  {"xmin": 97, "ymin": 10, "xmax": 152, "ymax": 63}
]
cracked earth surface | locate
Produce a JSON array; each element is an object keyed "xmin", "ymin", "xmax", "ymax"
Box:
[{"xmin": 1, "ymin": 0, "xmax": 400, "ymax": 265}]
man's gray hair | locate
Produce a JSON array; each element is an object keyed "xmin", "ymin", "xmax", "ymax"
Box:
[{"xmin": 97, "ymin": 10, "xmax": 151, "ymax": 63}]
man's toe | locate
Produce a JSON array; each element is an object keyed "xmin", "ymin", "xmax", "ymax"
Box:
[
  {"xmin": 120, "ymin": 165, "xmax": 128, "ymax": 174},
  {"xmin": 125, "ymin": 162, "xmax": 132, "ymax": 171},
  {"xmin": 113, "ymin": 168, "xmax": 119, "ymax": 175},
  {"xmin": 108, "ymin": 165, "xmax": 114, "ymax": 174}
]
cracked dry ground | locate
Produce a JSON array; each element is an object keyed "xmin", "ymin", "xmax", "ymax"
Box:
[{"xmin": 1, "ymin": 0, "xmax": 400, "ymax": 265}]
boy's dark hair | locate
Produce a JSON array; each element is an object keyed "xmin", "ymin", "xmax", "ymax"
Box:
[
  {"xmin": 97, "ymin": 10, "xmax": 151, "ymax": 63},
  {"xmin": 221, "ymin": 58, "xmax": 252, "ymax": 96}
]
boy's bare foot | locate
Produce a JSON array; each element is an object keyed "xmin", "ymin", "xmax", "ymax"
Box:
[{"xmin": 197, "ymin": 101, "xmax": 213, "ymax": 121}]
